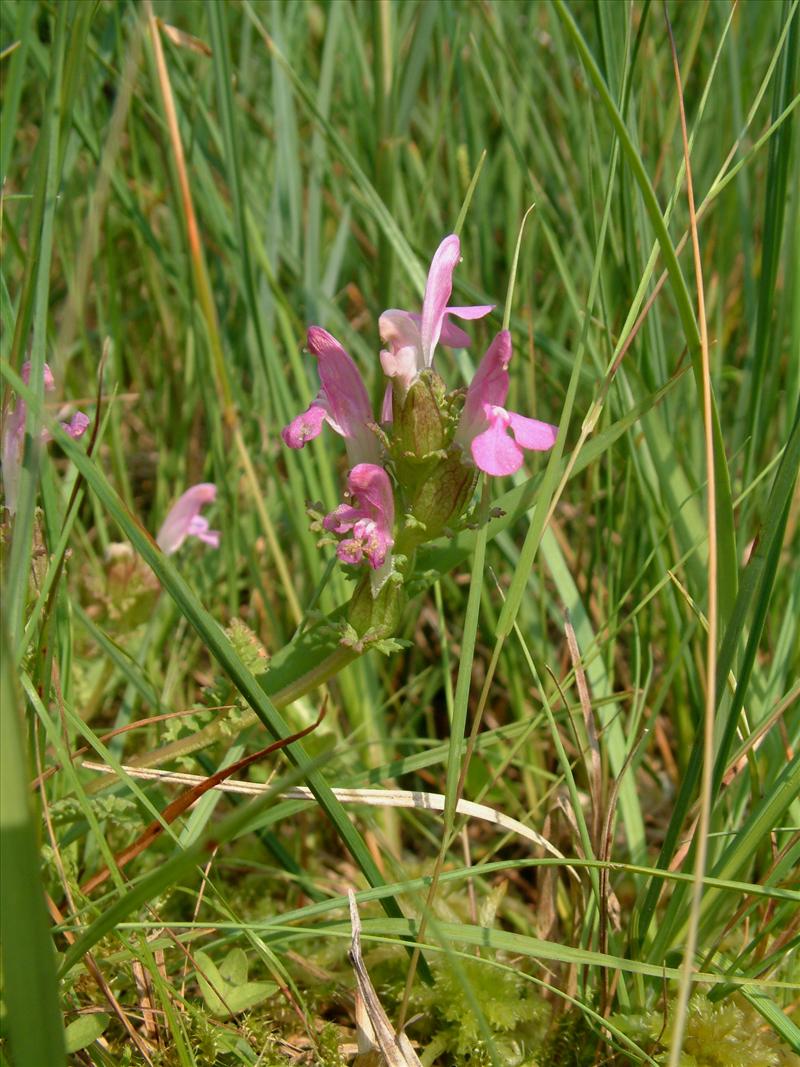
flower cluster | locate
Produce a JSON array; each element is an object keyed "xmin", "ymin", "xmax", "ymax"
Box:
[
  {"xmin": 282, "ymin": 235, "xmax": 557, "ymax": 614},
  {"xmin": 1, "ymin": 362, "xmax": 90, "ymax": 516},
  {"xmin": 2, "ymin": 363, "xmax": 220, "ymax": 554}
]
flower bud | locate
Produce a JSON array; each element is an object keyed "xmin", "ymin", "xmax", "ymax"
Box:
[
  {"xmin": 392, "ymin": 370, "xmax": 448, "ymax": 463},
  {"xmin": 346, "ymin": 573, "xmax": 405, "ymax": 647}
]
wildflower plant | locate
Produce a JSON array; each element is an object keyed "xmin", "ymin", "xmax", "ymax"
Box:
[
  {"xmin": 283, "ymin": 234, "xmax": 558, "ymax": 642},
  {"xmin": 3, "ymin": 8, "xmax": 798, "ymax": 1066}
]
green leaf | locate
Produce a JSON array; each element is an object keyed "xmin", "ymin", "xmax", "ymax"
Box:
[
  {"xmin": 194, "ymin": 949, "xmax": 277, "ymax": 1019},
  {"xmin": 218, "ymin": 946, "xmax": 250, "ymax": 987},
  {"xmin": 64, "ymin": 1014, "xmax": 110, "ymax": 1054}
]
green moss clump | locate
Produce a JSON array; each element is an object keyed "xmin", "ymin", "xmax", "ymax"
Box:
[
  {"xmin": 616, "ymin": 993, "xmax": 800, "ymax": 1066},
  {"xmin": 415, "ymin": 957, "xmax": 551, "ymax": 1066}
]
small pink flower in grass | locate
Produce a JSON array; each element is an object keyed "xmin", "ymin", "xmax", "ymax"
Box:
[
  {"xmin": 323, "ymin": 463, "xmax": 395, "ymax": 570},
  {"xmin": 156, "ymin": 483, "xmax": 220, "ymax": 555},
  {"xmin": 455, "ymin": 330, "xmax": 558, "ymax": 477},
  {"xmin": 1, "ymin": 361, "xmax": 90, "ymax": 515},
  {"xmin": 379, "ymin": 234, "xmax": 494, "ymax": 393},
  {"xmin": 282, "ymin": 326, "xmax": 381, "ymax": 467}
]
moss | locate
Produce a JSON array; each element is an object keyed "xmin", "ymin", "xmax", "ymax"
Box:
[
  {"xmin": 615, "ymin": 993, "xmax": 800, "ymax": 1067},
  {"xmin": 414, "ymin": 956, "xmax": 551, "ymax": 1065}
]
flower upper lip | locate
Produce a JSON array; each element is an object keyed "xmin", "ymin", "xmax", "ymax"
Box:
[
  {"xmin": 281, "ymin": 327, "xmax": 381, "ymax": 468},
  {"xmin": 379, "ymin": 234, "xmax": 493, "ymax": 393}
]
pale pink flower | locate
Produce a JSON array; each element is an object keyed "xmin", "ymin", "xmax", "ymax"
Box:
[
  {"xmin": 1, "ymin": 361, "xmax": 90, "ymax": 515},
  {"xmin": 322, "ymin": 463, "xmax": 395, "ymax": 570},
  {"xmin": 282, "ymin": 327, "xmax": 381, "ymax": 467},
  {"xmin": 455, "ymin": 331, "xmax": 557, "ymax": 477},
  {"xmin": 379, "ymin": 234, "xmax": 494, "ymax": 393},
  {"xmin": 156, "ymin": 483, "xmax": 220, "ymax": 554}
]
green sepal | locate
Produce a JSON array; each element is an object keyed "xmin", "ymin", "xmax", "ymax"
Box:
[
  {"xmin": 344, "ymin": 573, "xmax": 406, "ymax": 651},
  {"xmin": 400, "ymin": 451, "xmax": 478, "ymax": 550}
]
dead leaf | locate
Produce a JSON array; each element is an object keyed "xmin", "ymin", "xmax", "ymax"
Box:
[{"xmin": 348, "ymin": 891, "xmax": 422, "ymax": 1067}]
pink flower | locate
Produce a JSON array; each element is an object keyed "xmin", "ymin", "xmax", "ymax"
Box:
[
  {"xmin": 379, "ymin": 234, "xmax": 494, "ymax": 393},
  {"xmin": 156, "ymin": 483, "xmax": 220, "ymax": 554},
  {"xmin": 282, "ymin": 327, "xmax": 381, "ymax": 467},
  {"xmin": 322, "ymin": 464, "xmax": 395, "ymax": 570},
  {"xmin": 1, "ymin": 361, "xmax": 90, "ymax": 515},
  {"xmin": 455, "ymin": 331, "xmax": 558, "ymax": 477}
]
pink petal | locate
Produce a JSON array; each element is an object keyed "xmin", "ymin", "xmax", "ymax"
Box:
[
  {"xmin": 445, "ymin": 304, "xmax": 495, "ymax": 320},
  {"xmin": 420, "ymin": 234, "xmax": 461, "ymax": 367},
  {"xmin": 508, "ymin": 412, "xmax": 558, "ymax": 451},
  {"xmin": 14, "ymin": 363, "xmax": 57, "ymax": 444},
  {"xmin": 351, "ymin": 517, "xmax": 392, "ymax": 568},
  {"xmin": 61, "ymin": 411, "xmax": 90, "ymax": 439},
  {"xmin": 469, "ymin": 331, "xmax": 512, "ymax": 406},
  {"xmin": 348, "ymin": 463, "xmax": 395, "ymax": 529},
  {"xmin": 2, "ymin": 364, "xmax": 89, "ymax": 516},
  {"xmin": 458, "ymin": 331, "xmax": 511, "ymax": 442},
  {"xmin": 281, "ymin": 401, "xmax": 327, "ymax": 449},
  {"xmin": 379, "ymin": 309, "xmax": 422, "ymax": 390},
  {"xmin": 307, "ymin": 326, "xmax": 380, "ymax": 465},
  {"xmin": 21, "ymin": 362, "xmax": 55, "ymax": 391},
  {"xmin": 336, "ymin": 539, "xmax": 365, "ymax": 565},
  {"xmin": 308, "ymin": 327, "xmax": 372, "ymax": 433},
  {"xmin": 379, "ymin": 344, "xmax": 420, "ymax": 391},
  {"xmin": 379, "ymin": 309, "xmax": 420, "ymax": 349},
  {"xmin": 439, "ymin": 304, "xmax": 494, "ymax": 348},
  {"xmin": 156, "ymin": 483, "xmax": 218, "ymax": 555},
  {"xmin": 323, "ymin": 464, "xmax": 395, "ymax": 571},
  {"xmin": 381, "ymin": 382, "xmax": 393, "ymax": 423},
  {"xmin": 470, "ymin": 412, "xmax": 525, "ymax": 477},
  {"xmin": 187, "ymin": 515, "xmax": 221, "ymax": 548},
  {"xmin": 366, "ymin": 536, "xmax": 391, "ymax": 568},
  {"xmin": 439, "ymin": 318, "xmax": 473, "ymax": 349},
  {"xmin": 455, "ymin": 331, "xmax": 557, "ymax": 476},
  {"xmin": 322, "ymin": 503, "xmax": 363, "ymax": 534}
]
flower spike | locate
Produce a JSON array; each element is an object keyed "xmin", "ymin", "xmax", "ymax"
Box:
[{"xmin": 456, "ymin": 331, "xmax": 557, "ymax": 477}]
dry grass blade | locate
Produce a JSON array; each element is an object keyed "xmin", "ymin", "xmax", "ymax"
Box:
[
  {"xmin": 348, "ymin": 890, "xmax": 423, "ymax": 1067},
  {"xmin": 78, "ymin": 767, "xmax": 572, "ymax": 868},
  {"xmin": 79, "ymin": 706, "xmax": 326, "ymax": 894}
]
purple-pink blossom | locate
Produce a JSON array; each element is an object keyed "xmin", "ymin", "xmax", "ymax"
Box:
[
  {"xmin": 455, "ymin": 331, "xmax": 558, "ymax": 477},
  {"xmin": 379, "ymin": 234, "xmax": 493, "ymax": 393},
  {"xmin": 156, "ymin": 483, "xmax": 220, "ymax": 555},
  {"xmin": 1, "ymin": 361, "xmax": 90, "ymax": 515},
  {"xmin": 322, "ymin": 463, "xmax": 394, "ymax": 570},
  {"xmin": 282, "ymin": 327, "xmax": 381, "ymax": 467}
]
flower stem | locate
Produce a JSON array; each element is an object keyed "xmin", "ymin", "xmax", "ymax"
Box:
[{"xmin": 99, "ymin": 645, "xmax": 357, "ymax": 776}]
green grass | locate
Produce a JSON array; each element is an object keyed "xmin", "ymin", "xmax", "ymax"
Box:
[{"xmin": 1, "ymin": 1, "xmax": 798, "ymax": 1064}]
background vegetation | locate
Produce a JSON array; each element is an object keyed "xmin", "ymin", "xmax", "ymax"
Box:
[{"xmin": 1, "ymin": 0, "xmax": 798, "ymax": 1064}]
